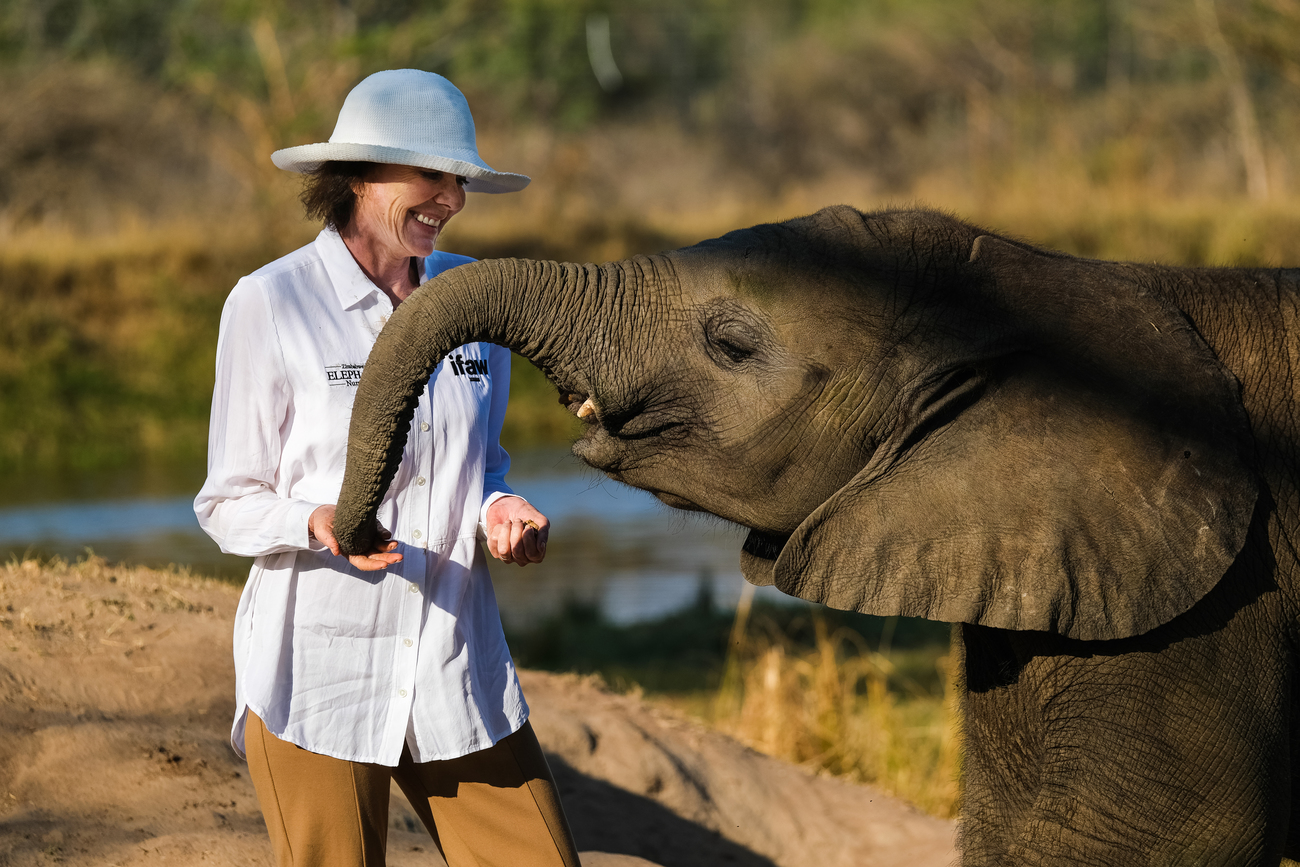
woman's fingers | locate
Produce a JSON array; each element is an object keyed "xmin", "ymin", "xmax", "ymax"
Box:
[
  {"xmin": 508, "ymin": 519, "xmax": 547, "ymax": 565},
  {"xmin": 315, "ymin": 511, "xmax": 401, "ymax": 571},
  {"xmin": 484, "ymin": 503, "xmax": 550, "ymax": 566},
  {"xmin": 521, "ymin": 519, "xmax": 547, "ymax": 562},
  {"xmin": 347, "ymin": 550, "xmax": 403, "ymax": 572},
  {"xmin": 308, "ymin": 504, "xmax": 342, "ymax": 556},
  {"xmin": 489, "ymin": 522, "xmax": 512, "ymax": 563},
  {"xmin": 509, "ymin": 519, "xmax": 525, "ymax": 562},
  {"xmin": 353, "ymin": 525, "xmax": 402, "ymax": 570}
]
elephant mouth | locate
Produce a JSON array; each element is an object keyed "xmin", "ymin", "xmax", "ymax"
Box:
[
  {"xmin": 560, "ymin": 390, "xmax": 599, "ymax": 422},
  {"xmin": 561, "ymin": 389, "xmax": 681, "ymax": 441},
  {"xmin": 742, "ymin": 529, "xmax": 791, "ymax": 562},
  {"xmin": 559, "ymin": 386, "xmax": 693, "ymax": 495},
  {"xmin": 645, "ymin": 487, "xmax": 703, "ymax": 511},
  {"xmin": 561, "ymin": 388, "xmax": 618, "ymax": 472}
]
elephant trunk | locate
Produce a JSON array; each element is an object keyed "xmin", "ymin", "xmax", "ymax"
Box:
[{"xmin": 334, "ymin": 257, "xmax": 621, "ymax": 555}]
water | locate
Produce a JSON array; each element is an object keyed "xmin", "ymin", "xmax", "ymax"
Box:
[{"xmin": 0, "ymin": 449, "xmax": 791, "ymax": 627}]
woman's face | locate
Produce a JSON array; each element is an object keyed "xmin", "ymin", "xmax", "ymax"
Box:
[{"xmin": 350, "ymin": 164, "xmax": 467, "ymax": 260}]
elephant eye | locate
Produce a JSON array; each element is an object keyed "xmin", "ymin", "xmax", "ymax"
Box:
[
  {"xmin": 714, "ymin": 336, "xmax": 754, "ymax": 363},
  {"xmin": 703, "ymin": 313, "xmax": 761, "ymax": 366}
]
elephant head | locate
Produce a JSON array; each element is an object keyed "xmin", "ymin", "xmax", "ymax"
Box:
[{"xmin": 335, "ymin": 206, "xmax": 1258, "ymax": 642}]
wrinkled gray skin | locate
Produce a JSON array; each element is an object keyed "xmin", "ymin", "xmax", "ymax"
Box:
[{"xmin": 335, "ymin": 206, "xmax": 1300, "ymax": 865}]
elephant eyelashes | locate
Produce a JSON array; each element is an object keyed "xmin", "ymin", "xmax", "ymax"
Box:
[
  {"xmin": 703, "ymin": 313, "xmax": 762, "ymax": 366},
  {"xmin": 714, "ymin": 337, "xmax": 754, "ymax": 364}
]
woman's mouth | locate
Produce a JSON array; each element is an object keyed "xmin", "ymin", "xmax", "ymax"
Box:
[{"xmin": 413, "ymin": 212, "xmax": 442, "ymax": 228}]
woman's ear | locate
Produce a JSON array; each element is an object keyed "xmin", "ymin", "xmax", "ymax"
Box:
[{"xmin": 752, "ymin": 235, "xmax": 1259, "ymax": 641}]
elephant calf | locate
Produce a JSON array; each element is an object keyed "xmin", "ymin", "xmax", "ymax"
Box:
[{"xmin": 334, "ymin": 206, "xmax": 1299, "ymax": 866}]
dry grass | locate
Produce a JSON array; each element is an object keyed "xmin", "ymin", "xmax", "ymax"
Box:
[{"xmin": 698, "ymin": 588, "xmax": 961, "ymax": 819}]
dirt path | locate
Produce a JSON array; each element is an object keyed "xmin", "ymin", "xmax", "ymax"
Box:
[{"xmin": 0, "ymin": 558, "xmax": 955, "ymax": 866}]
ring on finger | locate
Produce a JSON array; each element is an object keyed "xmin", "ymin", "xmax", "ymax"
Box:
[{"xmin": 522, "ymin": 519, "xmax": 540, "ymax": 532}]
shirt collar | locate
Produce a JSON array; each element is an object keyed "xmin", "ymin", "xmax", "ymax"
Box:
[{"xmin": 315, "ymin": 226, "xmax": 421, "ymax": 311}]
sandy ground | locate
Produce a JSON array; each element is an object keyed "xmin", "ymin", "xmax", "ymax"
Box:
[{"xmin": 0, "ymin": 558, "xmax": 956, "ymax": 867}]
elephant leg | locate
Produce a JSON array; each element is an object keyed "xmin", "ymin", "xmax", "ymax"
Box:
[
  {"xmin": 956, "ymin": 625, "xmax": 1043, "ymax": 863},
  {"xmin": 957, "ymin": 611, "xmax": 1291, "ymax": 867}
]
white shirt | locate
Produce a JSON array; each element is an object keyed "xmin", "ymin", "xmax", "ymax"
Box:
[{"xmin": 194, "ymin": 227, "xmax": 528, "ymax": 766}]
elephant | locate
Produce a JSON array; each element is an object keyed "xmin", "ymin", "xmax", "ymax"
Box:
[{"xmin": 332, "ymin": 205, "xmax": 1299, "ymax": 865}]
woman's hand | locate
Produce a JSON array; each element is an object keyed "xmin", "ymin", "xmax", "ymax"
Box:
[
  {"xmin": 485, "ymin": 497, "xmax": 549, "ymax": 566},
  {"xmin": 308, "ymin": 504, "xmax": 404, "ymax": 571}
]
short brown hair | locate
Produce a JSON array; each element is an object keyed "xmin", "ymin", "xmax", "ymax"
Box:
[{"xmin": 299, "ymin": 161, "xmax": 378, "ymax": 231}]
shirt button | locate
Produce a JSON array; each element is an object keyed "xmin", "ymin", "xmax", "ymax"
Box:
[
  {"xmin": 404, "ymin": 638, "xmax": 413, "ymax": 647},
  {"xmin": 408, "ymin": 584, "xmax": 419, "ymax": 594},
  {"xmin": 420, "ymin": 422, "xmax": 430, "ymax": 431},
  {"xmin": 399, "ymin": 689, "xmax": 408, "ymax": 697},
  {"xmin": 416, "ymin": 476, "xmax": 426, "ymax": 486},
  {"xmin": 413, "ymin": 529, "xmax": 422, "ymax": 539}
]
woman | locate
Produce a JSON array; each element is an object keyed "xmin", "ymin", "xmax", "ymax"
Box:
[{"xmin": 194, "ymin": 69, "xmax": 581, "ymax": 867}]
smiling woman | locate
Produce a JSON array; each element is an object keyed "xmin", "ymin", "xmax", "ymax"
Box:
[
  {"xmin": 340, "ymin": 164, "xmax": 466, "ymax": 299},
  {"xmin": 191, "ymin": 69, "xmax": 581, "ymax": 867},
  {"xmin": 300, "ymin": 161, "xmax": 468, "ymax": 301}
]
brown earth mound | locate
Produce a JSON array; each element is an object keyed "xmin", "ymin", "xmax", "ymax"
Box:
[{"xmin": 0, "ymin": 559, "xmax": 955, "ymax": 866}]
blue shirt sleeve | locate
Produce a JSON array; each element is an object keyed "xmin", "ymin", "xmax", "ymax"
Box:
[
  {"xmin": 423, "ymin": 250, "xmax": 477, "ymax": 280},
  {"xmin": 425, "ymin": 251, "xmax": 527, "ymax": 526}
]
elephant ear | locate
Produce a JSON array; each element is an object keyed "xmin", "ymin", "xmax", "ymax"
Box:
[{"xmin": 752, "ymin": 234, "xmax": 1259, "ymax": 641}]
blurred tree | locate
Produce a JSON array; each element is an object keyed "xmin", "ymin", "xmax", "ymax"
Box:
[
  {"xmin": 1195, "ymin": 0, "xmax": 1269, "ymax": 200},
  {"xmin": 4, "ymin": 0, "xmax": 1300, "ymax": 474},
  {"xmin": 0, "ymin": 0, "xmax": 1296, "ymax": 208}
]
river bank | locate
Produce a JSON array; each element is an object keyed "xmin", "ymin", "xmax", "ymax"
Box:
[{"xmin": 0, "ymin": 557, "xmax": 955, "ymax": 866}]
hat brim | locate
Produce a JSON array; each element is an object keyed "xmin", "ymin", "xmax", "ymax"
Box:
[{"xmin": 270, "ymin": 142, "xmax": 530, "ymax": 194}]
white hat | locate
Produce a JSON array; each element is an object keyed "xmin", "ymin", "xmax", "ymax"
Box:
[{"xmin": 271, "ymin": 69, "xmax": 529, "ymax": 194}]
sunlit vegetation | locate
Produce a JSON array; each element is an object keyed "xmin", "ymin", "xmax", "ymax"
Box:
[
  {"xmin": 704, "ymin": 588, "xmax": 960, "ymax": 818},
  {"xmin": 4, "ymin": 1, "xmax": 1300, "ymax": 472},
  {"xmin": 507, "ymin": 584, "xmax": 959, "ymax": 816},
  {"xmin": 0, "ymin": 232, "xmax": 273, "ymax": 472}
]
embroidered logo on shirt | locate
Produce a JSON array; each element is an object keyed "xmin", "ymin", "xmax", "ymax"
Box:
[
  {"xmin": 325, "ymin": 363, "xmax": 364, "ymax": 387},
  {"xmin": 449, "ymin": 354, "xmax": 490, "ymax": 383}
]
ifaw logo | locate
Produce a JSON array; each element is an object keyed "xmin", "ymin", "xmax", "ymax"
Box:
[
  {"xmin": 325, "ymin": 363, "xmax": 364, "ymax": 387},
  {"xmin": 448, "ymin": 354, "xmax": 490, "ymax": 383}
]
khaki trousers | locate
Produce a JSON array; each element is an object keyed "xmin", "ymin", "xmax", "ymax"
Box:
[{"xmin": 244, "ymin": 712, "xmax": 581, "ymax": 867}]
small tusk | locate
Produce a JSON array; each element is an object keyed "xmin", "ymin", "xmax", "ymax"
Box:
[{"xmin": 577, "ymin": 398, "xmax": 596, "ymax": 418}]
